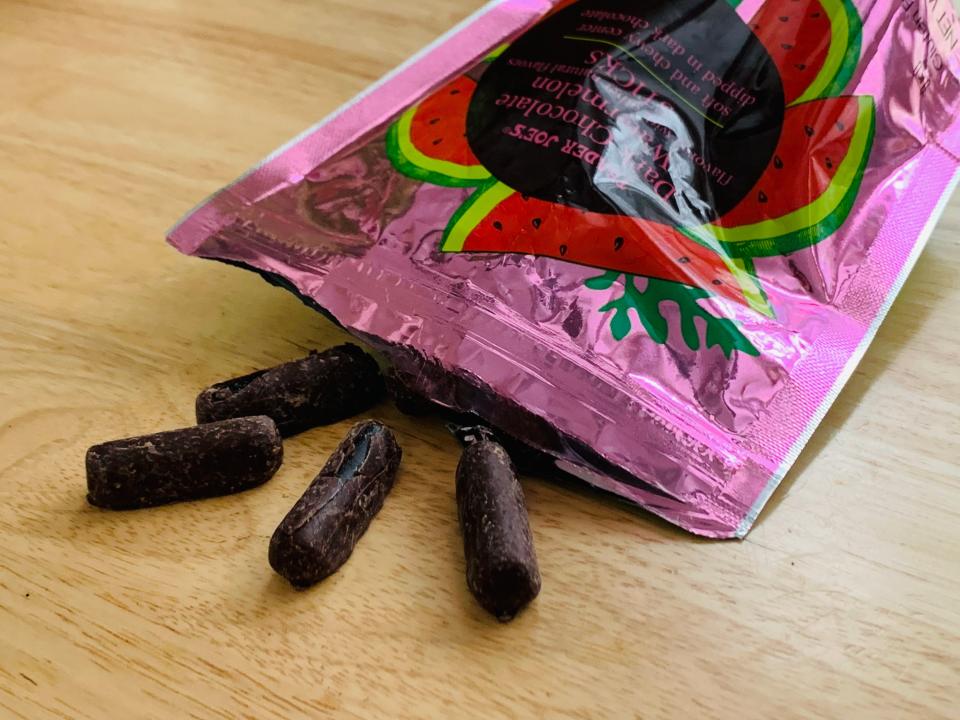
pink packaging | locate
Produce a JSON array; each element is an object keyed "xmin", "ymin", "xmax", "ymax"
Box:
[{"xmin": 168, "ymin": 0, "xmax": 960, "ymax": 537}]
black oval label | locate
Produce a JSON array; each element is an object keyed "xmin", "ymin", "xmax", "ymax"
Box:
[{"xmin": 466, "ymin": 0, "xmax": 785, "ymax": 226}]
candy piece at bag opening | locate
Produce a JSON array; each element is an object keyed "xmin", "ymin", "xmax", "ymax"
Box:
[
  {"xmin": 196, "ymin": 344, "xmax": 385, "ymax": 437},
  {"xmin": 385, "ymin": 367, "xmax": 438, "ymax": 417},
  {"xmin": 448, "ymin": 422, "xmax": 556, "ymax": 477},
  {"xmin": 269, "ymin": 420, "xmax": 402, "ymax": 588},
  {"xmin": 86, "ymin": 416, "xmax": 283, "ymax": 510},
  {"xmin": 456, "ymin": 435, "xmax": 541, "ymax": 622},
  {"xmin": 383, "ymin": 345, "xmax": 562, "ymax": 475},
  {"xmin": 394, "ymin": 350, "xmax": 673, "ymax": 499}
]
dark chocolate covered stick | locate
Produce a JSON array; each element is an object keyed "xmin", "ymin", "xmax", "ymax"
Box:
[
  {"xmin": 450, "ymin": 424, "xmax": 556, "ymax": 477},
  {"xmin": 196, "ymin": 344, "xmax": 385, "ymax": 436},
  {"xmin": 86, "ymin": 416, "xmax": 283, "ymax": 510},
  {"xmin": 456, "ymin": 438, "xmax": 541, "ymax": 621},
  {"xmin": 269, "ymin": 420, "xmax": 402, "ymax": 588}
]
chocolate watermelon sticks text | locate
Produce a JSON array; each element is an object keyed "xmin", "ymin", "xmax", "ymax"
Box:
[{"xmin": 385, "ymin": 0, "xmax": 874, "ymax": 356}]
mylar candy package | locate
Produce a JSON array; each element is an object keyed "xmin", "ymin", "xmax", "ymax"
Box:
[{"xmin": 169, "ymin": 0, "xmax": 960, "ymax": 536}]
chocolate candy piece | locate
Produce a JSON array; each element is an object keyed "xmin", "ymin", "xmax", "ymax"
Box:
[
  {"xmin": 269, "ymin": 420, "xmax": 402, "ymax": 588},
  {"xmin": 456, "ymin": 438, "xmax": 541, "ymax": 621},
  {"xmin": 384, "ymin": 368, "xmax": 437, "ymax": 416},
  {"xmin": 450, "ymin": 423, "xmax": 556, "ymax": 477},
  {"xmin": 196, "ymin": 344, "xmax": 385, "ymax": 436},
  {"xmin": 86, "ymin": 416, "xmax": 283, "ymax": 510}
]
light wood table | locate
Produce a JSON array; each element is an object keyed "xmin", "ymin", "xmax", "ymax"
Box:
[{"xmin": 2, "ymin": 1, "xmax": 958, "ymax": 717}]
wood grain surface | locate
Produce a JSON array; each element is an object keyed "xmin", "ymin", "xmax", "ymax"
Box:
[{"xmin": 2, "ymin": 1, "xmax": 959, "ymax": 718}]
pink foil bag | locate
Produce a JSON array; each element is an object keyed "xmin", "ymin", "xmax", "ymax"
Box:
[{"xmin": 169, "ymin": 0, "xmax": 960, "ymax": 536}]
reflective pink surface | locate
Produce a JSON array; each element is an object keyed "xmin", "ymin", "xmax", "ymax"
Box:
[{"xmin": 169, "ymin": 0, "xmax": 960, "ymax": 536}]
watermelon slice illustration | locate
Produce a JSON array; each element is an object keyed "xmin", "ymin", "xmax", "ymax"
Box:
[
  {"xmin": 385, "ymin": 0, "xmax": 873, "ymax": 355},
  {"xmin": 385, "ymin": 76, "xmax": 491, "ymax": 187},
  {"xmin": 442, "ymin": 181, "xmax": 769, "ymax": 314},
  {"xmin": 703, "ymin": 94, "xmax": 874, "ymax": 258},
  {"xmin": 749, "ymin": 0, "xmax": 862, "ymax": 105}
]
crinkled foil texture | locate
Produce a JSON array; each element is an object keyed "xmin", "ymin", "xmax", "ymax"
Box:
[{"xmin": 169, "ymin": 0, "xmax": 960, "ymax": 536}]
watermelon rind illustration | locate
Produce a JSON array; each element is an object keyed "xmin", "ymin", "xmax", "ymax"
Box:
[
  {"xmin": 385, "ymin": 0, "xmax": 874, "ymax": 354},
  {"xmin": 747, "ymin": 0, "xmax": 862, "ymax": 105},
  {"xmin": 441, "ymin": 181, "xmax": 772, "ymax": 317},
  {"xmin": 698, "ymin": 95, "xmax": 875, "ymax": 258},
  {"xmin": 385, "ymin": 76, "xmax": 490, "ymax": 187}
]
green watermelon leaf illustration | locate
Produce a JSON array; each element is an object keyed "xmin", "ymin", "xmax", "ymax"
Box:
[
  {"xmin": 588, "ymin": 271, "xmax": 759, "ymax": 358},
  {"xmin": 584, "ymin": 273, "xmax": 618, "ymax": 291}
]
